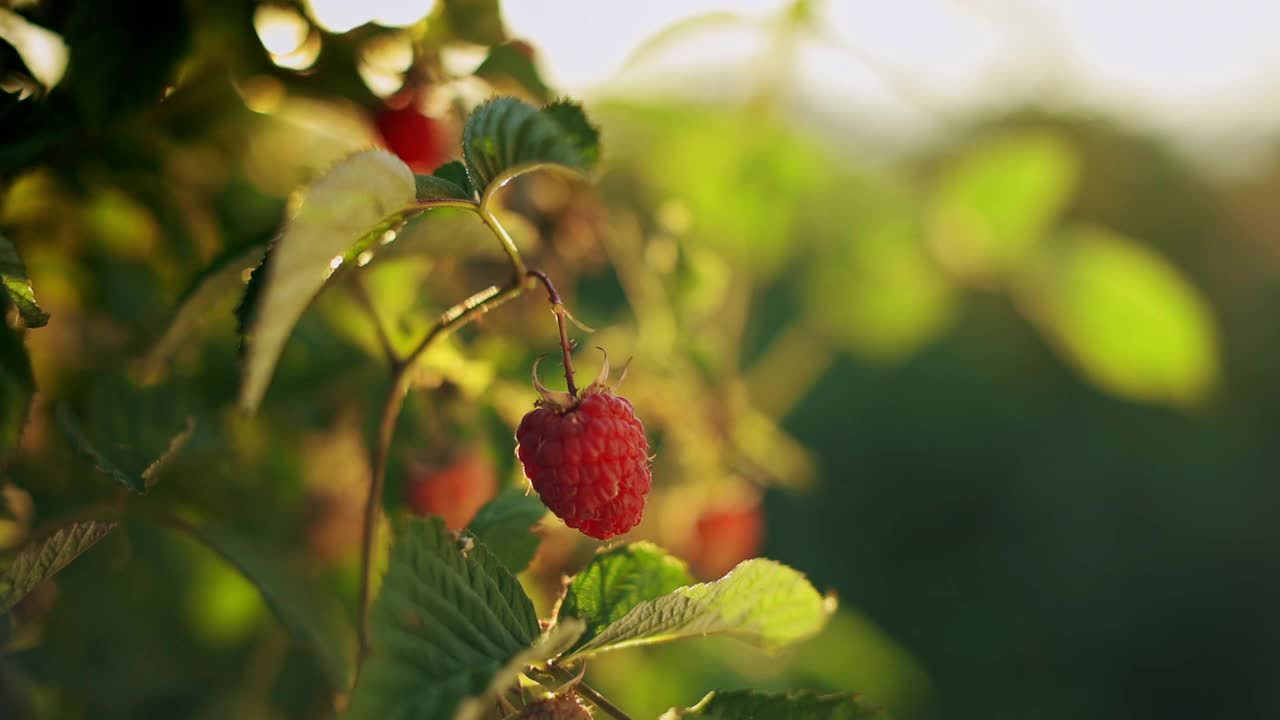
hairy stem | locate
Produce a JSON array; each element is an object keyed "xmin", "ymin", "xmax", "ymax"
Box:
[
  {"xmin": 356, "ymin": 279, "xmax": 530, "ymax": 659},
  {"xmin": 479, "ymin": 206, "xmax": 527, "ymax": 279},
  {"xmin": 575, "ymin": 681, "xmax": 633, "ymax": 720},
  {"xmin": 545, "ymin": 664, "xmax": 632, "ymax": 720},
  {"xmin": 355, "ymin": 211, "xmax": 536, "ymax": 667},
  {"xmin": 527, "ymin": 269, "xmax": 577, "ymax": 397},
  {"xmin": 355, "ymin": 369, "xmax": 409, "ymax": 660}
]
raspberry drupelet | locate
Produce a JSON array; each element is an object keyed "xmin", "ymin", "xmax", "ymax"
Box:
[{"xmin": 516, "ymin": 351, "xmax": 651, "ymax": 540}]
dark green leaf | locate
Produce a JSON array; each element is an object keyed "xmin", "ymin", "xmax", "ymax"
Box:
[
  {"xmin": 238, "ymin": 149, "xmax": 417, "ymax": 413},
  {"xmin": 462, "ymin": 97, "xmax": 596, "ymax": 195},
  {"xmin": 432, "ymin": 160, "xmax": 475, "ymax": 197},
  {"xmin": 0, "ymin": 319, "xmax": 33, "ymax": 461},
  {"xmin": 466, "ymin": 487, "xmax": 545, "ymax": 574},
  {"xmin": 0, "ymin": 234, "xmax": 48, "ymax": 328},
  {"xmin": 61, "ymin": 0, "xmax": 190, "ymax": 123},
  {"xmin": 142, "ymin": 244, "xmax": 266, "ymax": 377},
  {"xmin": 474, "ymin": 43, "xmax": 551, "ymax": 102},
  {"xmin": 414, "ymin": 173, "xmax": 473, "ymax": 202},
  {"xmin": 184, "ymin": 523, "xmax": 352, "ymax": 688},
  {"xmin": 557, "ymin": 542, "xmax": 693, "ymax": 650},
  {"xmin": 567, "ymin": 558, "xmax": 833, "ymax": 659},
  {"xmin": 0, "ymin": 91, "xmax": 59, "ymax": 173},
  {"xmin": 344, "ymin": 516, "xmax": 540, "ymax": 720},
  {"xmin": 57, "ymin": 379, "xmax": 195, "ymax": 493},
  {"xmin": 234, "ymin": 247, "xmax": 270, "ymax": 360},
  {"xmin": 541, "ymin": 101, "xmax": 599, "ymax": 167},
  {"xmin": 662, "ymin": 689, "xmax": 882, "ymax": 719},
  {"xmin": 0, "ymin": 521, "xmax": 116, "ymax": 614},
  {"xmin": 441, "ymin": 0, "xmax": 506, "ymax": 45}
]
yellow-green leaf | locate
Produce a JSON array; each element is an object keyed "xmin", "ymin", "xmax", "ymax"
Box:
[
  {"xmin": 807, "ymin": 212, "xmax": 953, "ymax": 361},
  {"xmin": 931, "ymin": 130, "xmax": 1079, "ymax": 282},
  {"xmin": 1018, "ymin": 225, "xmax": 1219, "ymax": 405},
  {"xmin": 567, "ymin": 558, "xmax": 833, "ymax": 659}
]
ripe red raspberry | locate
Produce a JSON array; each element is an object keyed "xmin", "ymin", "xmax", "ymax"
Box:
[
  {"xmin": 516, "ymin": 353, "xmax": 651, "ymax": 540},
  {"xmin": 516, "ymin": 693, "xmax": 592, "ymax": 719}
]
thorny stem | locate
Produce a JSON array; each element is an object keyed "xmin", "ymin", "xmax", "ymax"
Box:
[
  {"xmin": 356, "ymin": 278, "xmax": 528, "ymax": 661},
  {"xmin": 355, "ymin": 190, "xmax": 588, "ymax": 674},
  {"xmin": 356, "ymin": 203, "xmax": 540, "ymax": 666},
  {"xmin": 527, "ymin": 269, "xmax": 577, "ymax": 397},
  {"xmin": 575, "ymin": 682, "xmax": 633, "ymax": 720}
]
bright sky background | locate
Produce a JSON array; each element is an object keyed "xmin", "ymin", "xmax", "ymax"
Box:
[{"xmin": 503, "ymin": 0, "xmax": 1280, "ymax": 172}]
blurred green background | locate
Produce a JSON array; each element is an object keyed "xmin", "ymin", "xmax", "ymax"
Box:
[{"xmin": 2, "ymin": 1, "xmax": 1279, "ymax": 718}]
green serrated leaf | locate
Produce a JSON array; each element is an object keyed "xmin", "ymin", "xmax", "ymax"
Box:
[
  {"xmin": 238, "ymin": 149, "xmax": 417, "ymax": 413},
  {"xmin": 474, "ymin": 43, "xmax": 552, "ymax": 102},
  {"xmin": 452, "ymin": 619, "xmax": 585, "ymax": 720},
  {"xmin": 345, "ymin": 516, "xmax": 540, "ymax": 720},
  {"xmin": 185, "ymin": 524, "xmax": 352, "ymax": 688},
  {"xmin": 462, "ymin": 97, "xmax": 595, "ymax": 196},
  {"xmin": 541, "ymin": 101, "xmax": 599, "ymax": 167},
  {"xmin": 432, "ymin": 161, "xmax": 475, "ymax": 197},
  {"xmin": 661, "ymin": 689, "xmax": 882, "ymax": 719},
  {"xmin": 0, "ymin": 319, "xmax": 34, "ymax": 461},
  {"xmin": 141, "ymin": 244, "xmax": 266, "ymax": 377},
  {"xmin": 234, "ymin": 248, "xmax": 270, "ymax": 360},
  {"xmin": 57, "ymin": 380, "xmax": 195, "ymax": 493},
  {"xmin": 465, "ymin": 487, "xmax": 545, "ymax": 575},
  {"xmin": 415, "ymin": 173, "xmax": 473, "ymax": 202},
  {"xmin": 557, "ymin": 542, "xmax": 693, "ymax": 650},
  {"xmin": 0, "ymin": 234, "xmax": 48, "ymax": 328},
  {"xmin": 0, "ymin": 521, "xmax": 116, "ymax": 614},
  {"xmin": 567, "ymin": 558, "xmax": 833, "ymax": 659}
]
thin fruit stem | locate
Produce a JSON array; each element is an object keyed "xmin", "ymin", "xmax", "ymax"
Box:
[
  {"xmin": 526, "ymin": 269, "xmax": 577, "ymax": 397},
  {"xmin": 544, "ymin": 664, "xmax": 631, "ymax": 720},
  {"xmin": 356, "ymin": 369, "xmax": 409, "ymax": 662},
  {"xmin": 575, "ymin": 681, "xmax": 633, "ymax": 720}
]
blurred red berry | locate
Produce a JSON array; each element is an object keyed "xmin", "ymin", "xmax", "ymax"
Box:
[
  {"xmin": 405, "ymin": 449, "xmax": 497, "ymax": 530},
  {"xmin": 509, "ymin": 40, "xmax": 536, "ymax": 60},
  {"xmin": 688, "ymin": 502, "xmax": 764, "ymax": 579},
  {"xmin": 375, "ymin": 104, "xmax": 448, "ymax": 173},
  {"xmin": 516, "ymin": 355, "xmax": 651, "ymax": 540}
]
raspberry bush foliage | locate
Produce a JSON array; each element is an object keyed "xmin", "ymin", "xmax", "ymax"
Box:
[{"xmin": 0, "ymin": 3, "xmax": 882, "ymax": 718}]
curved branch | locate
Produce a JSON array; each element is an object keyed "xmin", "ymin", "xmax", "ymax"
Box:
[{"xmin": 478, "ymin": 162, "xmax": 587, "ymax": 214}]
